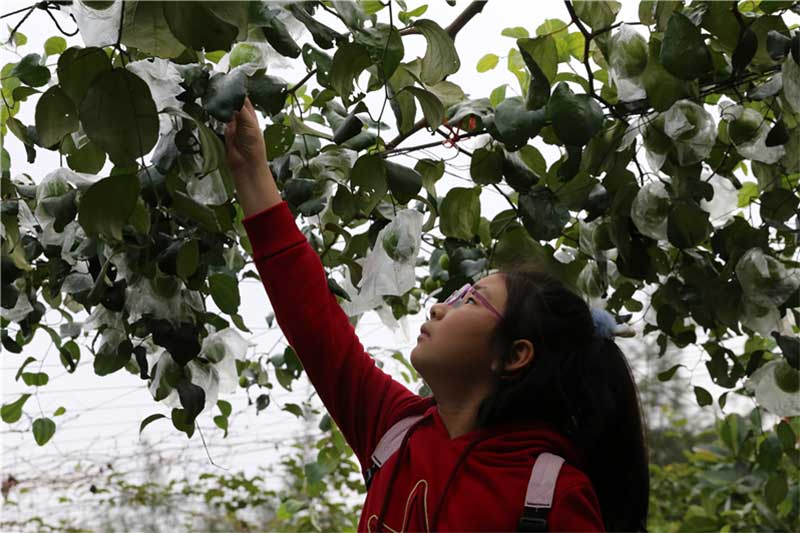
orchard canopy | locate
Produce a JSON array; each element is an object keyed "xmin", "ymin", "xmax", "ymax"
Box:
[{"xmin": 1, "ymin": 0, "xmax": 799, "ymax": 450}]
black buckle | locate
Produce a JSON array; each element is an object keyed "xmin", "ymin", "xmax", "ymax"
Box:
[
  {"xmin": 517, "ymin": 507, "xmax": 549, "ymax": 532},
  {"xmin": 363, "ymin": 463, "xmax": 379, "ymax": 490}
]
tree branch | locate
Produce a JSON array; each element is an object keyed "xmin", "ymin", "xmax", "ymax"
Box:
[
  {"xmin": 399, "ymin": 0, "xmax": 490, "ymax": 40},
  {"xmin": 385, "ymin": 1, "xmax": 490, "ymax": 150},
  {"xmin": 287, "ymin": 68, "xmax": 318, "ymax": 94}
]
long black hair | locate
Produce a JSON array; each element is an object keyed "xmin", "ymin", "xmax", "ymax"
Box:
[{"xmin": 475, "ymin": 262, "xmax": 649, "ymax": 532}]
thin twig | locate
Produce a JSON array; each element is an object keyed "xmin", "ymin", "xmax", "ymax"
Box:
[
  {"xmin": 399, "ymin": 0, "xmax": 489, "ymax": 40},
  {"xmin": 287, "ymin": 68, "xmax": 318, "ymax": 94}
]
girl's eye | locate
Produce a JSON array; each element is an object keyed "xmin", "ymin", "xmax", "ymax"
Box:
[{"xmin": 466, "ymin": 296, "xmax": 476, "ymax": 304}]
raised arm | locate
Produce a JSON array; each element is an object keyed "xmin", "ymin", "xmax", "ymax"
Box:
[{"xmin": 225, "ymin": 98, "xmax": 428, "ymax": 470}]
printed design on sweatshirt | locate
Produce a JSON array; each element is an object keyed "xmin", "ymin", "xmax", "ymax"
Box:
[{"xmin": 367, "ymin": 479, "xmax": 430, "ymax": 533}]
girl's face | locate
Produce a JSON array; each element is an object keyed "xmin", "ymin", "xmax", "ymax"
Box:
[{"xmin": 410, "ymin": 273, "xmax": 508, "ymax": 387}]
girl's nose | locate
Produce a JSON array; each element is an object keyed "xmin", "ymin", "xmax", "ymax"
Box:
[{"xmin": 428, "ymin": 302, "xmax": 446, "ymax": 321}]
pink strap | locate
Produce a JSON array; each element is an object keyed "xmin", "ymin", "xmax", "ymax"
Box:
[
  {"xmin": 371, "ymin": 414, "xmax": 426, "ymax": 467},
  {"xmin": 525, "ymin": 453, "xmax": 565, "ymax": 508}
]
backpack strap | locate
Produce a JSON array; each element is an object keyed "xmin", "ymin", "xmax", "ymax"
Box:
[
  {"xmin": 517, "ymin": 453, "xmax": 566, "ymax": 532},
  {"xmin": 364, "ymin": 414, "xmax": 426, "ymax": 490}
]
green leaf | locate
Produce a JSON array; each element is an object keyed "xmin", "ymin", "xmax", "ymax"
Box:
[
  {"xmin": 94, "ymin": 340, "xmax": 133, "ymax": 376},
  {"xmin": 660, "ymin": 12, "xmax": 712, "ymax": 80},
  {"xmin": 53, "ymin": 407, "xmax": 66, "ymax": 416},
  {"xmin": 445, "ymin": 98, "xmax": 494, "ymax": 131},
  {"xmin": 177, "ymin": 379, "xmax": 206, "ymax": 425},
  {"xmin": 286, "ymin": 4, "xmax": 343, "ymax": 50},
  {"xmin": 14, "ymin": 357, "xmax": 37, "ymax": 382},
  {"xmin": 415, "ymin": 158, "xmax": 445, "ymax": 200},
  {"xmin": 760, "ymin": 188, "xmax": 799, "ymax": 222},
  {"xmin": 264, "ymin": 123, "xmax": 295, "ymax": 158},
  {"xmin": 517, "ymin": 40, "xmax": 553, "ymax": 110},
  {"xmin": 35, "ymin": 86, "xmax": 79, "ymax": 147},
  {"xmin": 139, "ymin": 413, "xmax": 167, "ymax": 435},
  {"xmin": 517, "ymin": 36, "xmax": 558, "ymax": 84},
  {"xmin": 492, "ymin": 96, "xmax": 546, "ymax": 150},
  {"xmin": 332, "ymin": 114, "xmax": 364, "ymax": 144},
  {"xmin": 32, "ymin": 417, "xmax": 56, "ymax": 446},
  {"xmin": 489, "ymin": 84, "xmax": 507, "ymax": 107},
  {"xmin": 257, "ymin": 7, "xmax": 302, "ymax": 58},
  {"xmin": 78, "ymin": 174, "xmax": 140, "ymax": 241},
  {"xmin": 21, "ymin": 372, "xmax": 48, "ymax": 387},
  {"xmin": 412, "ymin": 19, "xmax": 460, "ymax": 85},
  {"xmin": 67, "ymin": 141, "xmax": 106, "ymax": 174},
  {"xmin": 1, "ymin": 394, "xmax": 31, "ymax": 423},
  {"xmin": 572, "ymin": 0, "xmax": 621, "ymax": 30},
  {"xmin": 209, "ymin": 273, "xmax": 240, "ymax": 315},
  {"xmin": 11, "ymin": 54, "xmax": 50, "ymax": 87},
  {"xmin": 176, "ymin": 239, "xmax": 199, "ymax": 280},
  {"xmin": 171, "ymin": 408, "xmax": 195, "ymax": 438},
  {"xmin": 764, "ymin": 472, "xmax": 788, "ymax": 508},
  {"xmin": 213, "ymin": 415, "xmax": 229, "ymax": 435},
  {"xmin": 355, "ymin": 23, "xmax": 404, "ymax": 81},
  {"xmin": 282, "ymin": 403, "xmax": 305, "ymax": 418},
  {"xmin": 546, "ymin": 82, "xmax": 604, "ymax": 146},
  {"xmin": 330, "ymin": 42, "xmax": 372, "ymax": 104},
  {"xmin": 657, "ymin": 364, "xmax": 683, "ymax": 381},
  {"xmin": 693, "ymin": 386, "xmax": 713, "ymax": 407},
  {"xmin": 229, "ymin": 43, "xmax": 263, "ymax": 69},
  {"xmin": 667, "ymin": 200, "xmax": 711, "ymax": 248},
  {"xmin": 247, "ymin": 74, "xmax": 288, "ymax": 116},
  {"xmin": 519, "ymin": 187, "xmax": 570, "ymax": 240},
  {"xmin": 776, "ymin": 420, "xmax": 796, "ymax": 451},
  {"xmin": 44, "ymin": 36, "xmax": 67, "ymax": 56},
  {"xmin": 477, "ymin": 53, "xmax": 499, "ymax": 72},
  {"xmin": 351, "ymin": 154, "xmax": 388, "ymax": 214},
  {"xmin": 470, "ymin": 147, "xmax": 504, "ymax": 185},
  {"xmin": 217, "ymin": 399, "xmax": 232, "ymax": 417},
  {"xmin": 256, "ymin": 394, "xmax": 271, "ymax": 413},
  {"xmin": 440, "ymin": 186, "xmax": 481, "ymax": 241},
  {"xmin": 737, "ymin": 182, "xmax": 759, "ymax": 207},
  {"xmin": 501, "ymin": 27, "xmax": 529, "ymax": 39},
  {"xmin": 402, "ymin": 86, "xmax": 444, "ymax": 129},
  {"xmin": 642, "ymin": 37, "xmax": 691, "ymax": 111},
  {"xmin": 57, "ymin": 47, "xmax": 112, "ymax": 107},
  {"xmin": 203, "ymin": 70, "xmax": 247, "ymax": 122},
  {"xmin": 384, "ymin": 160, "xmax": 422, "ymax": 205},
  {"xmin": 164, "ymin": 1, "xmax": 239, "ymax": 52},
  {"xmin": 732, "ymin": 28, "xmax": 758, "ymax": 73},
  {"xmin": 120, "ymin": 0, "xmax": 186, "ymax": 58},
  {"xmin": 79, "ymin": 69, "xmax": 159, "ymax": 165}
]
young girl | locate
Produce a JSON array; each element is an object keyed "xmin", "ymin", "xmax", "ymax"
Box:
[{"xmin": 224, "ymin": 97, "xmax": 650, "ymax": 532}]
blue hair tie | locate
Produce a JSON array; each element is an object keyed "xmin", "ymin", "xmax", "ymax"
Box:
[{"xmin": 590, "ymin": 307, "xmax": 636, "ymax": 339}]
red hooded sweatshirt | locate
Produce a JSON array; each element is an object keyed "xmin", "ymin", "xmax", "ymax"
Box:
[{"xmin": 242, "ymin": 200, "xmax": 606, "ymax": 532}]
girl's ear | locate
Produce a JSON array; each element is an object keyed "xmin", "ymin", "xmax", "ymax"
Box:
[{"xmin": 504, "ymin": 340, "xmax": 534, "ymax": 374}]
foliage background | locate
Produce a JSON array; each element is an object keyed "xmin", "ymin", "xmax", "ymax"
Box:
[{"xmin": 3, "ymin": 2, "xmax": 797, "ymax": 530}]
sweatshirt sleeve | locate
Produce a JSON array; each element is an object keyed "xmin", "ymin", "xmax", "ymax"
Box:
[
  {"xmin": 241, "ymin": 200, "xmax": 425, "ymax": 472},
  {"xmin": 549, "ymin": 481, "xmax": 606, "ymax": 532}
]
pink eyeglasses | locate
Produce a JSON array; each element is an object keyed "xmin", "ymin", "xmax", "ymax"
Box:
[{"xmin": 444, "ymin": 283, "xmax": 503, "ymax": 320}]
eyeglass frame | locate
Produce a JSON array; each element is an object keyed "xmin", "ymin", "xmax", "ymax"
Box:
[{"xmin": 443, "ymin": 283, "xmax": 503, "ymax": 321}]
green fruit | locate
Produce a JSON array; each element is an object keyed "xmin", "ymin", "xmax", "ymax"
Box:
[
  {"xmin": 382, "ymin": 231, "xmax": 400, "ymax": 259},
  {"xmin": 612, "ymin": 30, "xmax": 648, "ymax": 77},
  {"xmin": 644, "ymin": 118, "xmax": 672, "ymax": 154},
  {"xmin": 728, "ymin": 110, "xmax": 761, "ymax": 145},
  {"xmin": 774, "ymin": 360, "xmax": 800, "ymax": 394},
  {"xmin": 423, "ymin": 277, "xmax": 437, "ymax": 292},
  {"xmin": 382, "ymin": 230, "xmax": 415, "ymax": 262},
  {"xmin": 438, "ymin": 254, "xmax": 450, "ymax": 270}
]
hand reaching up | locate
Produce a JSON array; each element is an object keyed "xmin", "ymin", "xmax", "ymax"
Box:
[
  {"xmin": 223, "ymin": 96, "xmax": 282, "ymax": 216},
  {"xmin": 224, "ymin": 96, "xmax": 269, "ymax": 182}
]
